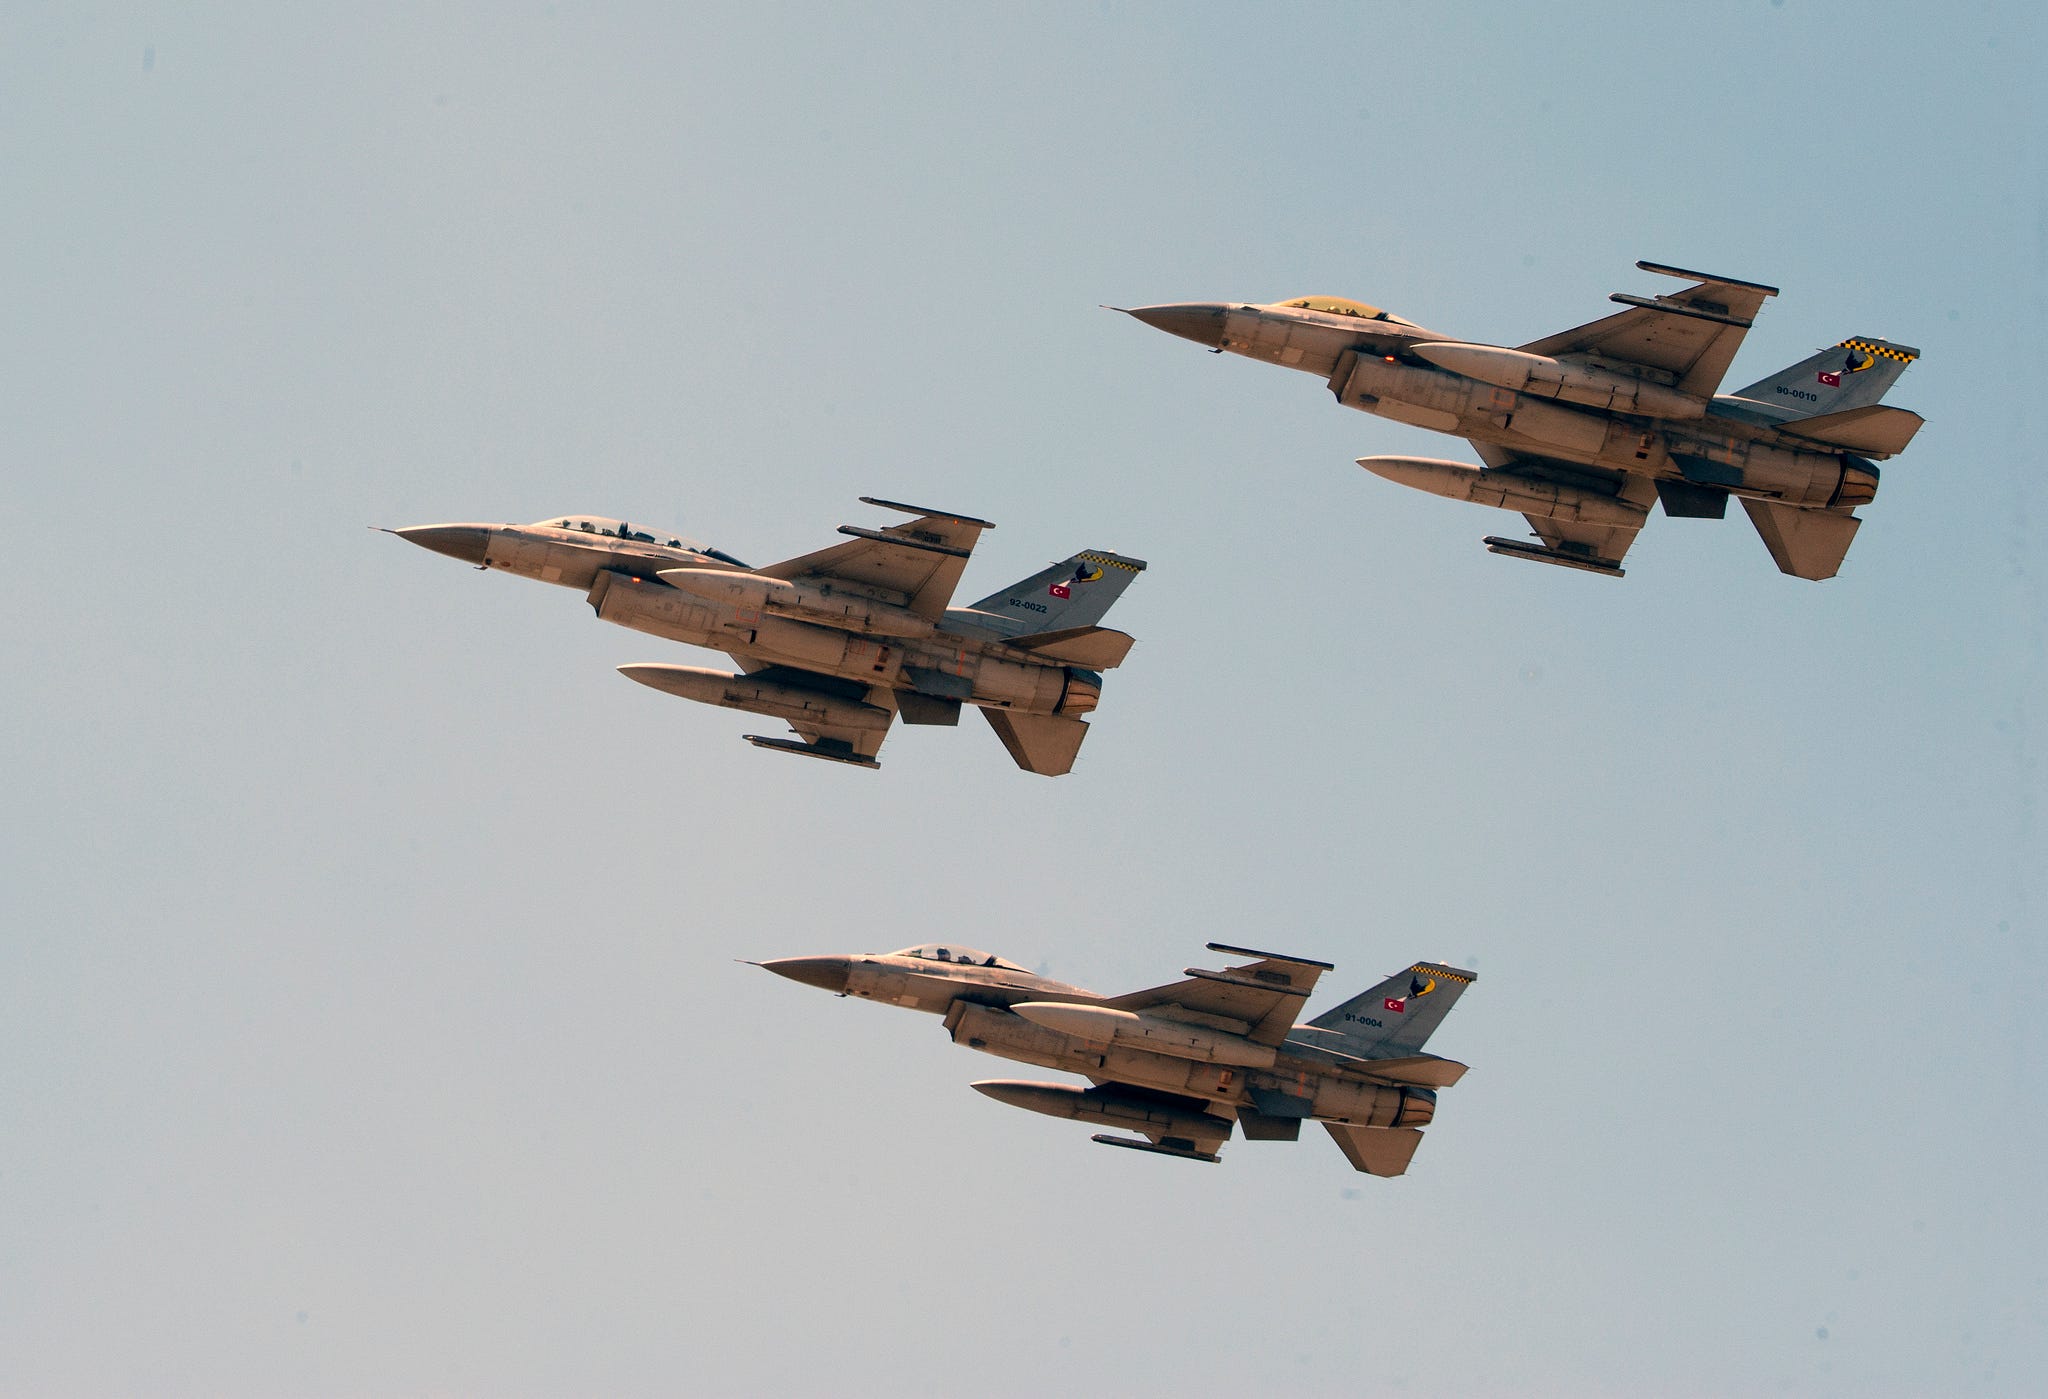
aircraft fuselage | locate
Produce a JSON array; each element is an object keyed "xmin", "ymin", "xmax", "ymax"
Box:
[
  {"xmin": 1196, "ymin": 302, "xmax": 1877, "ymax": 510},
  {"xmin": 808, "ymin": 953, "xmax": 1436, "ymax": 1136},
  {"xmin": 406, "ymin": 521, "xmax": 1098, "ymax": 720}
]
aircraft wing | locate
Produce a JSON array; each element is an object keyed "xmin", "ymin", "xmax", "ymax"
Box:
[
  {"xmin": 1471, "ymin": 442, "xmax": 1657, "ymax": 573},
  {"xmin": 732, "ymin": 664, "xmax": 899, "ymax": 767},
  {"xmin": 1083, "ymin": 1079, "xmax": 1236, "ymax": 1161},
  {"xmin": 771, "ymin": 713, "xmax": 894, "ymax": 766},
  {"xmin": 756, "ymin": 497, "xmax": 993, "ymax": 620},
  {"xmin": 1518, "ymin": 261, "xmax": 1779, "ymax": 399},
  {"xmin": 1104, "ymin": 944, "xmax": 1332, "ymax": 1046},
  {"xmin": 1519, "ymin": 512, "xmax": 1648, "ymax": 571}
]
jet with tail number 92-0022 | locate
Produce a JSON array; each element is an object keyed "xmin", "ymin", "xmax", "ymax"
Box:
[
  {"xmin": 758, "ymin": 942, "xmax": 1475, "ymax": 1175},
  {"xmin": 387, "ymin": 498, "xmax": 1144, "ymax": 773},
  {"xmin": 1120, "ymin": 261, "xmax": 1921, "ymax": 579}
]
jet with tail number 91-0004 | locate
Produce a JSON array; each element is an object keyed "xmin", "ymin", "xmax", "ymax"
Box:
[
  {"xmin": 757, "ymin": 942, "xmax": 1475, "ymax": 1175},
  {"xmin": 1121, "ymin": 261, "xmax": 1921, "ymax": 579},
  {"xmin": 387, "ymin": 498, "xmax": 1144, "ymax": 773}
]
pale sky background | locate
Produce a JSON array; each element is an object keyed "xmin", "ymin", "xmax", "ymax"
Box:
[{"xmin": 5, "ymin": 4, "xmax": 2044, "ymax": 1396}]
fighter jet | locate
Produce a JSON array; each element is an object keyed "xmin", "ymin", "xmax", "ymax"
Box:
[
  {"xmin": 759, "ymin": 942, "xmax": 1475, "ymax": 1175},
  {"xmin": 1123, "ymin": 261, "xmax": 1922, "ymax": 578},
  {"xmin": 389, "ymin": 499, "xmax": 1145, "ymax": 773}
]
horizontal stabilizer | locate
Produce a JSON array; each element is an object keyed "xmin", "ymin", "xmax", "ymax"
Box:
[
  {"xmin": 1359, "ymin": 1055, "xmax": 1469, "ymax": 1088},
  {"xmin": 982, "ymin": 710, "xmax": 1088, "ymax": 776},
  {"xmin": 1740, "ymin": 499, "xmax": 1861, "ymax": 581},
  {"xmin": 1325, "ymin": 1123, "xmax": 1423, "ymax": 1177},
  {"xmin": 1005, "ymin": 625, "xmax": 1136, "ymax": 669},
  {"xmin": 1776, "ymin": 404, "xmax": 1924, "ymax": 457}
]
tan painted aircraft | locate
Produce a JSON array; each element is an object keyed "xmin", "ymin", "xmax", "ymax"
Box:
[
  {"xmin": 1124, "ymin": 261, "xmax": 1921, "ymax": 578},
  {"xmin": 390, "ymin": 499, "xmax": 1144, "ymax": 773},
  {"xmin": 760, "ymin": 942, "xmax": 1476, "ymax": 1175}
]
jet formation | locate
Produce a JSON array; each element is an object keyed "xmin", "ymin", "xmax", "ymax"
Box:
[
  {"xmin": 760, "ymin": 942, "xmax": 1475, "ymax": 1175},
  {"xmin": 1124, "ymin": 261, "xmax": 1922, "ymax": 578},
  {"xmin": 390, "ymin": 499, "xmax": 1144, "ymax": 773}
]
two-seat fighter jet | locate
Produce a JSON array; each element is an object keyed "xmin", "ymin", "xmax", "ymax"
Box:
[
  {"xmin": 760, "ymin": 943, "xmax": 1476, "ymax": 1175},
  {"xmin": 1124, "ymin": 261, "xmax": 1922, "ymax": 578},
  {"xmin": 390, "ymin": 500, "xmax": 1145, "ymax": 773}
]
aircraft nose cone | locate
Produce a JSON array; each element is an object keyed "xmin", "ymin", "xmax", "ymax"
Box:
[
  {"xmin": 1122, "ymin": 303, "xmax": 1228, "ymax": 350},
  {"xmin": 759, "ymin": 956, "xmax": 852, "ymax": 995},
  {"xmin": 394, "ymin": 524, "xmax": 490, "ymax": 565}
]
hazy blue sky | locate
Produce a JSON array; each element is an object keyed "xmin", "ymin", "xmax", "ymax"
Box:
[{"xmin": 5, "ymin": 4, "xmax": 2043, "ymax": 1396}]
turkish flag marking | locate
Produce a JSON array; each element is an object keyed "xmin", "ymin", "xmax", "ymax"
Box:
[
  {"xmin": 1384, "ymin": 997, "xmax": 1406, "ymax": 1013},
  {"xmin": 1048, "ymin": 583, "xmax": 1071, "ymax": 599},
  {"xmin": 1817, "ymin": 370, "xmax": 1842, "ymax": 387}
]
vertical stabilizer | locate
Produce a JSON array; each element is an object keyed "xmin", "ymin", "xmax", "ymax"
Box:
[
  {"xmin": 966, "ymin": 550, "xmax": 1147, "ymax": 634},
  {"xmin": 1731, "ymin": 337, "xmax": 1918, "ymax": 419},
  {"xmin": 1307, "ymin": 962, "xmax": 1476, "ymax": 1058}
]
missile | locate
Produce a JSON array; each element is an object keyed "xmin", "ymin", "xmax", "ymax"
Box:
[
  {"xmin": 971, "ymin": 1080, "xmax": 1235, "ymax": 1141},
  {"xmin": 659, "ymin": 567, "xmax": 936, "ymax": 637},
  {"xmin": 617, "ymin": 664, "xmax": 892, "ymax": 731},
  {"xmin": 1358, "ymin": 456, "xmax": 1646, "ymax": 527},
  {"xmin": 1408, "ymin": 341, "xmax": 1704, "ymax": 420},
  {"xmin": 1009, "ymin": 1001, "xmax": 1278, "ymax": 1068}
]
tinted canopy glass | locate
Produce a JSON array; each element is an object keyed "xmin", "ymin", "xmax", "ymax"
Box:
[
  {"xmin": 531, "ymin": 516, "xmax": 747, "ymax": 566},
  {"xmin": 891, "ymin": 944, "xmax": 1031, "ymax": 972},
  {"xmin": 1274, "ymin": 296, "xmax": 1415, "ymax": 326}
]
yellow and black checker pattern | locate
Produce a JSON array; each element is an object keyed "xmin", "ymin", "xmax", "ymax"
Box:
[{"xmin": 1836, "ymin": 338, "xmax": 1918, "ymax": 363}]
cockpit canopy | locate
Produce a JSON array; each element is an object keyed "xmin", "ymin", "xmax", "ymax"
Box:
[
  {"xmin": 531, "ymin": 516, "xmax": 747, "ymax": 567},
  {"xmin": 1271, "ymin": 296, "xmax": 1417, "ymax": 326},
  {"xmin": 890, "ymin": 943, "xmax": 1031, "ymax": 972}
]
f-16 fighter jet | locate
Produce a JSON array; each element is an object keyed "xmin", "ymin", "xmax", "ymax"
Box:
[
  {"xmin": 759, "ymin": 943, "xmax": 1476, "ymax": 1175},
  {"xmin": 1123, "ymin": 261, "xmax": 1922, "ymax": 578},
  {"xmin": 390, "ymin": 500, "xmax": 1144, "ymax": 773}
]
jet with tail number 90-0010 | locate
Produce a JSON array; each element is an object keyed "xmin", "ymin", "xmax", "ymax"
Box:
[
  {"xmin": 757, "ymin": 942, "xmax": 1476, "ymax": 1175},
  {"xmin": 387, "ymin": 498, "xmax": 1144, "ymax": 773},
  {"xmin": 1121, "ymin": 261, "xmax": 1921, "ymax": 579}
]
